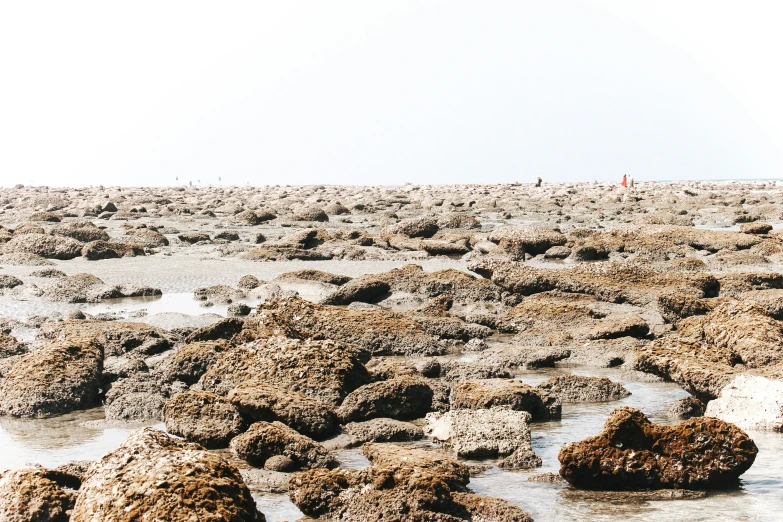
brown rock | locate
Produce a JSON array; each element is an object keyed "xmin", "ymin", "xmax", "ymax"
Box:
[
  {"xmin": 231, "ymin": 421, "xmax": 337, "ymax": 470},
  {"xmin": 558, "ymin": 406, "xmax": 757, "ymax": 490},
  {"xmin": 336, "ymin": 378, "xmax": 434, "ymax": 423},
  {"xmin": 227, "ymin": 379, "xmax": 338, "ymax": 439},
  {"xmin": 0, "ymin": 467, "xmax": 79, "ymax": 522},
  {"xmin": 163, "ymin": 391, "xmax": 245, "ymax": 449},
  {"xmin": 0, "ymin": 339, "xmax": 102, "ymax": 417},
  {"xmin": 71, "ymin": 428, "xmax": 264, "ymax": 521},
  {"xmin": 199, "ymin": 336, "xmax": 371, "ymax": 405},
  {"xmin": 451, "ymin": 379, "xmax": 561, "ymax": 420}
]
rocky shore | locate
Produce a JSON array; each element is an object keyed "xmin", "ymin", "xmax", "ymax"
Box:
[{"xmin": 1, "ymin": 180, "xmax": 781, "ymax": 520}]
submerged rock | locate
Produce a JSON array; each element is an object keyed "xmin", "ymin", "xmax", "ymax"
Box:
[
  {"xmin": 71, "ymin": 428, "xmax": 264, "ymax": 521},
  {"xmin": 558, "ymin": 406, "xmax": 758, "ymax": 490}
]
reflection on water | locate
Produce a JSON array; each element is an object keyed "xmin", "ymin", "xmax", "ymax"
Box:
[{"xmin": 0, "ymin": 408, "xmax": 162, "ymax": 469}]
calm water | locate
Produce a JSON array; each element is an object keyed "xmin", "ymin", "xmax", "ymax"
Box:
[{"xmin": 1, "ymin": 287, "xmax": 782, "ymax": 521}]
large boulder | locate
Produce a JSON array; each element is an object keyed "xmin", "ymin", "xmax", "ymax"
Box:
[
  {"xmin": 198, "ymin": 337, "xmax": 371, "ymax": 405},
  {"xmin": 163, "ymin": 340, "xmax": 229, "ymax": 385},
  {"xmin": 259, "ymin": 296, "xmax": 445, "ymax": 356},
  {"xmin": 451, "ymin": 379, "xmax": 561, "ymax": 420},
  {"xmin": 0, "ymin": 339, "xmax": 102, "ymax": 417},
  {"xmin": 163, "ymin": 391, "xmax": 245, "ymax": 449},
  {"xmin": 230, "ymin": 421, "xmax": 337, "ymax": 470},
  {"xmin": 71, "ymin": 428, "xmax": 264, "ymax": 521},
  {"xmin": 558, "ymin": 406, "xmax": 758, "ymax": 490},
  {"xmin": 705, "ymin": 374, "xmax": 783, "ymax": 432},
  {"xmin": 104, "ymin": 374, "xmax": 184, "ymax": 421},
  {"xmin": 227, "ymin": 380, "xmax": 338, "ymax": 439},
  {"xmin": 52, "ymin": 221, "xmax": 109, "ymax": 242},
  {"xmin": 678, "ymin": 301, "xmax": 783, "ymax": 368},
  {"xmin": 289, "ymin": 443, "xmax": 533, "ymax": 522},
  {"xmin": 2, "ymin": 233, "xmax": 84, "ymax": 260},
  {"xmin": 336, "ymin": 378, "xmax": 434, "ymax": 423},
  {"xmin": 0, "ymin": 467, "xmax": 80, "ymax": 522},
  {"xmin": 40, "ymin": 320, "xmax": 173, "ymax": 357},
  {"xmin": 386, "ymin": 216, "xmax": 439, "ymax": 238}
]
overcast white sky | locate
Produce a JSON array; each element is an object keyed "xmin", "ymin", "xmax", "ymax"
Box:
[{"xmin": 1, "ymin": 1, "xmax": 782, "ymax": 187}]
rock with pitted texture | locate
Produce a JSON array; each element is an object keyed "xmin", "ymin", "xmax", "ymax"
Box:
[
  {"xmin": 0, "ymin": 467, "xmax": 81, "ymax": 522},
  {"xmin": 426, "ymin": 408, "xmax": 540, "ymax": 466},
  {"xmin": 678, "ymin": 301, "xmax": 783, "ymax": 368},
  {"xmin": 81, "ymin": 240, "xmax": 144, "ymax": 260},
  {"xmin": 227, "ymin": 379, "xmax": 337, "ymax": 439},
  {"xmin": 0, "ymin": 339, "xmax": 102, "ymax": 417},
  {"xmin": 634, "ymin": 337, "xmax": 738, "ymax": 402},
  {"xmin": 289, "ymin": 443, "xmax": 532, "ymax": 522},
  {"xmin": 386, "ymin": 216, "xmax": 439, "ymax": 238},
  {"xmin": 558, "ymin": 406, "xmax": 758, "ymax": 490},
  {"xmin": 231, "ymin": 421, "xmax": 337, "ymax": 470},
  {"xmin": 2, "ymin": 233, "xmax": 84, "ymax": 260},
  {"xmin": 488, "ymin": 225, "xmax": 567, "ymax": 258},
  {"xmin": 451, "ymin": 379, "xmax": 561, "ymax": 420},
  {"xmin": 163, "ymin": 390, "xmax": 245, "ymax": 448},
  {"xmin": 40, "ymin": 320, "xmax": 172, "ymax": 357},
  {"xmin": 0, "ymin": 332, "xmax": 27, "ymax": 359},
  {"xmin": 259, "ymin": 296, "xmax": 445, "ymax": 356},
  {"xmin": 536, "ymin": 375, "xmax": 630, "ymax": 403},
  {"xmin": 666, "ymin": 396, "xmax": 705, "ymax": 419},
  {"xmin": 71, "ymin": 428, "xmax": 264, "ymax": 521},
  {"xmin": 336, "ymin": 378, "xmax": 434, "ymax": 423},
  {"xmin": 342, "ymin": 418, "xmax": 424, "ymax": 446},
  {"xmin": 198, "ymin": 336, "xmax": 371, "ymax": 405},
  {"xmin": 704, "ymin": 374, "xmax": 783, "ymax": 432},
  {"xmin": 163, "ymin": 340, "xmax": 229, "ymax": 385}
]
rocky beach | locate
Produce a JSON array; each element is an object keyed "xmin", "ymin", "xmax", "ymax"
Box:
[{"xmin": 1, "ymin": 180, "xmax": 782, "ymax": 521}]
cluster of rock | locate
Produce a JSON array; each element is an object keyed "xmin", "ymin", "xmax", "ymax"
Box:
[{"xmin": 3, "ymin": 181, "xmax": 783, "ymax": 519}]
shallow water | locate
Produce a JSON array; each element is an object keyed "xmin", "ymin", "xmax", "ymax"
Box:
[
  {"xmin": 1, "ymin": 259, "xmax": 782, "ymax": 521},
  {"xmin": 4, "ymin": 364, "xmax": 779, "ymax": 522}
]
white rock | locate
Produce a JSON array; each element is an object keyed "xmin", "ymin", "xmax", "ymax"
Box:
[
  {"xmin": 425, "ymin": 408, "xmax": 534, "ymax": 458},
  {"xmin": 705, "ymin": 374, "xmax": 783, "ymax": 431}
]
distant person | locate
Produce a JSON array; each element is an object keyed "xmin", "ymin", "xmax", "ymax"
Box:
[
  {"xmin": 535, "ymin": 177, "xmax": 542, "ymax": 187},
  {"xmin": 629, "ymin": 176, "xmax": 635, "ymax": 189},
  {"xmin": 621, "ymin": 174, "xmax": 627, "ymax": 187}
]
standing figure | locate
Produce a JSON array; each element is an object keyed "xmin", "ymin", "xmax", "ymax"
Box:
[
  {"xmin": 621, "ymin": 174, "xmax": 627, "ymax": 187},
  {"xmin": 535, "ymin": 177, "xmax": 542, "ymax": 187}
]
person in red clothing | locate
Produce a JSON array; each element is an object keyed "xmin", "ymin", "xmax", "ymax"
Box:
[{"xmin": 621, "ymin": 174, "xmax": 627, "ymax": 187}]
